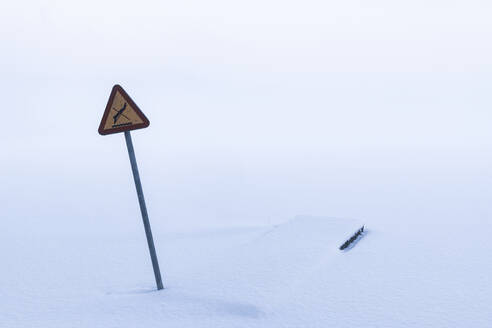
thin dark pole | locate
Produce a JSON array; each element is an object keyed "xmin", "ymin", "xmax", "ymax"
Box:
[{"xmin": 124, "ymin": 131, "xmax": 163, "ymax": 290}]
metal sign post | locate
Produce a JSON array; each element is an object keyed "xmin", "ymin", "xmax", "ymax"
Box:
[
  {"xmin": 98, "ymin": 84, "xmax": 163, "ymax": 291},
  {"xmin": 124, "ymin": 131, "xmax": 164, "ymax": 290}
]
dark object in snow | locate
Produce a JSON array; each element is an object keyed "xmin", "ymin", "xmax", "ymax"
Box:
[{"xmin": 339, "ymin": 225, "xmax": 365, "ymax": 250}]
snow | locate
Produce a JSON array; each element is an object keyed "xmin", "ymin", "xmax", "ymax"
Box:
[
  {"xmin": 2, "ymin": 209, "xmax": 491, "ymax": 327},
  {"xmin": 1, "ymin": 95, "xmax": 491, "ymax": 326},
  {"xmin": 2, "ymin": 1, "xmax": 492, "ymax": 326}
]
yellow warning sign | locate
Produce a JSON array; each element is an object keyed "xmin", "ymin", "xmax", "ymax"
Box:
[{"xmin": 98, "ymin": 85, "xmax": 150, "ymax": 135}]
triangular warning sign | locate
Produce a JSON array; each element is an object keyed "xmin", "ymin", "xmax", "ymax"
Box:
[{"xmin": 98, "ymin": 85, "xmax": 150, "ymax": 135}]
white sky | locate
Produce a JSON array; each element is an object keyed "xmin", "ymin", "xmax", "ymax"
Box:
[
  {"xmin": 0, "ymin": 0, "xmax": 491, "ymax": 229},
  {"xmin": 1, "ymin": 0, "xmax": 491, "ymax": 152},
  {"xmin": 2, "ymin": 0, "xmax": 492, "ymax": 74}
]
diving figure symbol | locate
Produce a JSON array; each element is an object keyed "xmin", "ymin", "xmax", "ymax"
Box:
[{"xmin": 113, "ymin": 103, "xmax": 129, "ymax": 124}]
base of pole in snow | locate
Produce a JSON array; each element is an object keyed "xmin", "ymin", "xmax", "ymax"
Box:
[{"xmin": 124, "ymin": 131, "xmax": 164, "ymax": 290}]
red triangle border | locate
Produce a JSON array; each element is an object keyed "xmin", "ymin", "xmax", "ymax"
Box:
[{"xmin": 98, "ymin": 84, "xmax": 150, "ymax": 135}]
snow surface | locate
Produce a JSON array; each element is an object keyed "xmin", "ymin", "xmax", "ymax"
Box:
[
  {"xmin": 1, "ymin": 83, "xmax": 491, "ymax": 326},
  {"xmin": 2, "ymin": 2, "xmax": 492, "ymax": 325},
  {"xmin": 2, "ymin": 213, "xmax": 491, "ymax": 327}
]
